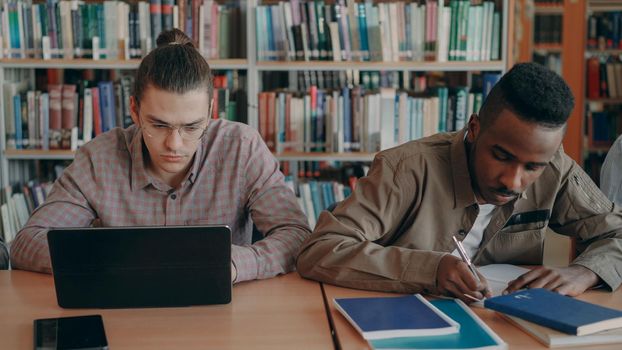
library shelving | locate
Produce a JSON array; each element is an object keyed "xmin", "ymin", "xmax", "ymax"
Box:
[
  {"xmin": 515, "ymin": 0, "xmax": 589, "ymax": 164},
  {"xmin": 515, "ymin": 0, "xmax": 563, "ymax": 75},
  {"xmin": 581, "ymin": 0, "xmax": 622, "ymax": 182},
  {"xmin": 0, "ymin": 0, "xmax": 514, "ymax": 190}
]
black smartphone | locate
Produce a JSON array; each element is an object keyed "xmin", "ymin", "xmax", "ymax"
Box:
[{"xmin": 33, "ymin": 315, "xmax": 108, "ymax": 350}]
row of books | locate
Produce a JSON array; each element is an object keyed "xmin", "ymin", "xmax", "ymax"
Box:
[
  {"xmin": 586, "ymin": 104, "xmax": 622, "ymax": 149},
  {"xmin": 258, "ymin": 73, "xmax": 499, "ymax": 154},
  {"xmin": 533, "ymin": 0, "xmax": 563, "ymax": 4},
  {"xmin": 0, "ymin": 180, "xmax": 56, "ymax": 244},
  {"xmin": 285, "ymin": 178, "xmax": 353, "ymax": 228},
  {"xmin": 3, "ymin": 70, "xmax": 246, "ymax": 151},
  {"xmin": 586, "ymin": 55, "xmax": 622, "ymax": 99},
  {"xmin": 533, "ymin": 14, "xmax": 562, "ymax": 45},
  {"xmin": 256, "ymin": 0, "xmax": 502, "ymax": 63},
  {"xmin": 587, "ymin": 11, "xmax": 622, "ymax": 50},
  {"xmin": 3, "ymin": 76, "xmax": 134, "ymax": 151},
  {"xmin": 0, "ymin": 0, "xmax": 243, "ymax": 60},
  {"xmin": 268, "ymin": 70, "xmax": 471, "ymax": 98}
]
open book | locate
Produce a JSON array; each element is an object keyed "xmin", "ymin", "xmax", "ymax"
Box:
[
  {"xmin": 478, "ymin": 264, "xmax": 530, "ymax": 296},
  {"xmin": 466, "ymin": 264, "xmax": 530, "ymax": 307}
]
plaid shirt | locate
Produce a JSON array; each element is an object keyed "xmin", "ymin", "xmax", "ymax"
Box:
[{"xmin": 10, "ymin": 120, "xmax": 311, "ymax": 282}]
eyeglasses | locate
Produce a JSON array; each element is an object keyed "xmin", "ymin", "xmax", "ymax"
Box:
[{"xmin": 141, "ymin": 118, "xmax": 208, "ymax": 141}]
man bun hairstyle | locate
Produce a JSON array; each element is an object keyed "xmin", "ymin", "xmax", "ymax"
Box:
[
  {"xmin": 133, "ymin": 28, "xmax": 213, "ymax": 105},
  {"xmin": 479, "ymin": 62, "xmax": 575, "ymax": 129}
]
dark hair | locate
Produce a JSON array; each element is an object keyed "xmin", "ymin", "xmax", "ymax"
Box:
[
  {"xmin": 479, "ymin": 62, "xmax": 574, "ymax": 129},
  {"xmin": 133, "ymin": 29, "xmax": 213, "ymax": 105}
]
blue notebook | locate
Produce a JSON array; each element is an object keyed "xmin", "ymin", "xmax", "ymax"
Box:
[
  {"xmin": 333, "ymin": 294, "xmax": 459, "ymax": 340},
  {"xmin": 484, "ymin": 288, "xmax": 622, "ymax": 336},
  {"xmin": 370, "ymin": 299, "xmax": 507, "ymax": 349}
]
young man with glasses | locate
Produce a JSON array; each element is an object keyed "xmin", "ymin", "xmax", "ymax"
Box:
[{"xmin": 11, "ymin": 29, "xmax": 311, "ymax": 283}]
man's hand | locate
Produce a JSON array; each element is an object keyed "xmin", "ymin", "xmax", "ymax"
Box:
[
  {"xmin": 437, "ymin": 254, "xmax": 492, "ymax": 304},
  {"xmin": 504, "ymin": 265, "xmax": 600, "ymax": 296},
  {"xmin": 231, "ymin": 262, "xmax": 237, "ymax": 283}
]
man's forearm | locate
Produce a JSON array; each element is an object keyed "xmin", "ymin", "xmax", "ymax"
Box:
[
  {"xmin": 10, "ymin": 226, "xmax": 52, "ymax": 273},
  {"xmin": 232, "ymin": 224, "xmax": 309, "ymax": 282},
  {"xmin": 297, "ymin": 234, "xmax": 447, "ymax": 293}
]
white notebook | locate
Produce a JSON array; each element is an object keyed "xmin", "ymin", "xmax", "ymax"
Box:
[{"xmin": 471, "ymin": 264, "xmax": 530, "ymax": 307}]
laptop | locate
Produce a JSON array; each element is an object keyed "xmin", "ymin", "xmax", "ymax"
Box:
[{"xmin": 47, "ymin": 225, "xmax": 232, "ymax": 308}]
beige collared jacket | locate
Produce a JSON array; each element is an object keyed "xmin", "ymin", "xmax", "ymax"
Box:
[{"xmin": 297, "ymin": 129, "xmax": 622, "ymax": 293}]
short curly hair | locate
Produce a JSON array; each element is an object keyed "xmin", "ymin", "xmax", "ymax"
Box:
[{"xmin": 479, "ymin": 63, "xmax": 575, "ymax": 129}]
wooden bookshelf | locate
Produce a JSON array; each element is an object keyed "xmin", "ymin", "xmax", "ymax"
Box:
[
  {"xmin": 275, "ymin": 152, "xmax": 376, "ymax": 162},
  {"xmin": 4, "ymin": 149, "xmax": 376, "ymax": 162},
  {"xmin": 255, "ymin": 61, "xmax": 506, "ymax": 72},
  {"xmin": 587, "ymin": 98, "xmax": 622, "ymax": 104},
  {"xmin": 589, "ymin": 0, "xmax": 622, "ymax": 12},
  {"xmin": 0, "ymin": 0, "xmax": 515, "ymax": 189},
  {"xmin": 0, "ymin": 58, "xmax": 249, "ymax": 70},
  {"xmin": 533, "ymin": 44, "xmax": 563, "ymax": 52},
  {"xmin": 534, "ymin": 5, "xmax": 565, "ymax": 14},
  {"xmin": 518, "ymin": 0, "xmax": 596, "ymax": 164},
  {"xmin": 4, "ymin": 149, "xmax": 75, "ymax": 160},
  {"xmin": 586, "ymin": 49, "xmax": 622, "ymax": 55},
  {"xmin": 561, "ymin": 0, "xmax": 587, "ymax": 164}
]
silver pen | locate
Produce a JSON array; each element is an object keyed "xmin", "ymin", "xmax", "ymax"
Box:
[{"xmin": 452, "ymin": 235, "xmax": 482, "ymax": 284}]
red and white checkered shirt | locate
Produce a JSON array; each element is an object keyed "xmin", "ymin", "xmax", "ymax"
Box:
[{"xmin": 10, "ymin": 119, "xmax": 311, "ymax": 282}]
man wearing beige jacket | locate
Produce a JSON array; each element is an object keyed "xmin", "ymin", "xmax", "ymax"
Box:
[{"xmin": 297, "ymin": 63, "xmax": 622, "ymax": 303}]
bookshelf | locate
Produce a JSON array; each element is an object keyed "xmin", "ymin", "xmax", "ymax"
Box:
[
  {"xmin": 516, "ymin": 0, "xmax": 564, "ymax": 74},
  {"xmin": 579, "ymin": 0, "xmax": 622, "ymax": 182},
  {"xmin": 514, "ymin": 0, "xmax": 587, "ymax": 164},
  {"xmin": 0, "ymin": 0, "xmax": 514, "ymax": 191}
]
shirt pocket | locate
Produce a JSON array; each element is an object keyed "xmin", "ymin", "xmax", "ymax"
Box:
[
  {"xmin": 501, "ymin": 209, "xmax": 550, "ymax": 233},
  {"xmin": 487, "ymin": 210, "xmax": 550, "ymax": 264},
  {"xmin": 488, "ymin": 229, "xmax": 545, "ymax": 264}
]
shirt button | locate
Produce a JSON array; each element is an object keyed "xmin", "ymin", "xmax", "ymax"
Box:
[{"xmin": 170, "ymin": 194, "xmax": 177, "ymax": 200}]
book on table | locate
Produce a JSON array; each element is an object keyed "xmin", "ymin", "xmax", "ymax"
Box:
[
  {"xmin": 369, "ymin": 299, "xmax": 507, "ymax": 350},
  {"xmin": 333, "ymin": 294, "xmax": 460, "ymax": 340},
  {"xmin": 501, "ymin": 313, "xmax": 622, "ymax": 348},
  {"xmin": 484, "ymin": 288, "xmax": 622, "ymax": 336}
]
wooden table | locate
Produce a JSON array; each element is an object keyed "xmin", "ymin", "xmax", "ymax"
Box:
[
  {"xmin": 323, "ymin": 283, "xmax": 622, "ymax": 350},
  {"xmin": 0, "ymin": 271, "xmax": 333, "ymax": 350}
]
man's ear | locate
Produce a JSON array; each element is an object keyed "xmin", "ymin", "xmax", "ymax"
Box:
[
  {"xmin": 466, "ymin": 113, "xmax": 480, "ymax": 143},
  {"xmin": 130, "ymin": 96, "xmax": 140, "ymax": 126}
]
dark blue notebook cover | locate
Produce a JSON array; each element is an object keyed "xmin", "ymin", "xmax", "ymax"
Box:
[
  {"xmin": 371, "ymin": 299, "xmax": 505, "ymax": 349},
  {"xmin": 484, "ymin": 288, "xmax": 622, "ymax": 335},
  {"xmin": 334, "ymin": 294, "xmax": 459, "ymax": 340}
]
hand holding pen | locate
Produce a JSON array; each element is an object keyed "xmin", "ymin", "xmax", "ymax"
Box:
[
  {"xmin": 435, "ymin": 235, "xmax": 492, "ymax": 304},
  {"xmin": 451, "ymin": 235, "xmax": 492, "ymax": 301}
]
